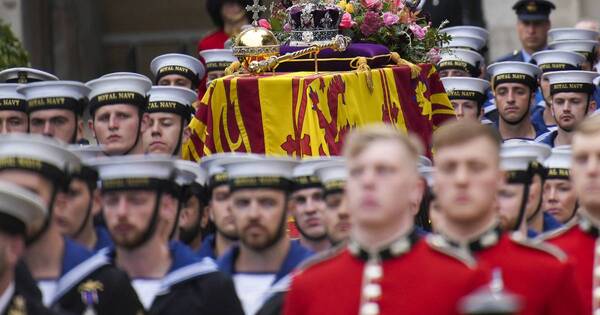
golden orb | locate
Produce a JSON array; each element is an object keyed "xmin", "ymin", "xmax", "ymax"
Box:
[{"xmin": 232, "ymin": 26, "xmax": 280, "ymax": 72}]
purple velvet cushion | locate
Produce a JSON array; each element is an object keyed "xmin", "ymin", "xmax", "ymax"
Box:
[{"xmin": 275, "ymin": 43, "xmax": 391, "ymax": 72}]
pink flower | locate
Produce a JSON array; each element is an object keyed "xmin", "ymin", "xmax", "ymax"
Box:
[
  {"xmin": 361, "ymin": 0, "xmax": 383, "ymax": 11},
  {"xmin": 360, "ymin": 11, "xmax": 384, "ymax": 36},
  {"xmin": 283, "ymin": 23, "xmax": 292, "ymax": 32},
  {"xmin": 339, "ymin": 13, "xmax": 355, "ymax": 29},
  {"xmin": 426, "ymin": 47, "xmax": 442, "ymax": 64},
  {"xmin": 382, "ymin": 12, "xmax": 400, "ymax": 26},
  {"xmin": 258, "ymin": 19, "xmax": 272, "ymax": 30},
  {"xmin": 409, "ymin": 23, "xmax": 427, "ymax": 40}
]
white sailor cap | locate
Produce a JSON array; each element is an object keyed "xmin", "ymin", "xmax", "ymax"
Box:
[
  {"xmin": 147, "ymin": 86, "xmax": 197, "ymax": 118},
  {"xmin": 0, "ymin": 180, "xmax": 47, "ymax": 236},
  {"xmin": 68, "ymin": 144, "xmax": 104, "ymax": 161},
  {"xmin": 594, "ymin": 76, "xmax": 600, "ymax": 87},
  {"xmin": 437, "ymin": 49, "xmax": 484, "ymax": 77},
  {"xmin": 86, "ymin": 74, "xmax": 152, "ymax": 115},
  {"xmin": 500, "ymin": 152, "xmax": 539, "ymax": 172},
  {"xmin": 292, "ymin": 157, "xmax": 344, "ymax": 190},
  {"xmin": 222, "ymin": 156, "xmax": 299, "ymax": 191},
  {"xmin": 17, "ymin": 81, "xmax": 90, "ymax": 115},
  {"xmin": 544, "ymin": 148, "xmax": 571, "ymax": 179},
  {"xmin": 444, "ymin": 35, "xmax": 486, "ymax": 52},
  {"xmin": 0, "ymin": 133, "xmax": 81, "ymax": 185},
  {"xmin": 502, "ymin": 139, "xmax": 551, "ymax": 163},
  {"xmin": 418, "ymin": 166, "xmax": 434, "ymax": 187},
  {"xmin": 199, "ymin": 49, "xmax": 238, "ymax": 72},
  {"xmin": 150, "ymin": 53, "xmax": 205, "ymax": 86},
  {"xmin": 441, "ymin": 26, "xmax": 489, "ymax": 43},
  {"xmin": 549, "ymin": 40, "xmax": 598, "ymax": 61},
  {"xmin": 441, "ymin": 77, "xmax": 490, "ymax": 104},
  {"xmin": 0, "ymin": 83, "xmax": 27, "ymax": 112},
  {"xmin": 174, "ymin": 160, "xmax": 208, "ymax": 186},
  {"xmin": 532, "ymin": 50, "xmax": 585, "ymax": 73},
  {"xmin": 314, "ymin": 159, "xmax": 347, "ymax": 194},
  {"xmin": 548, "ymin": 28, "xmax": 600, "ymax": 42},
  {"xmin": 89, "ymin": 155, "xmax": 176, "ymax": 191},
  {"xmin": 545, "ymin": 70, "xmax": 599, "ymax": 95},
  {"xmin": 0, "ymin": 67, "xmax": 58, "ymax": 84},
  {"xmin": 101, "ymin": 72, "xmax": 151, "ymax": 80},
  {"xmin": 487, "ymin": 61, "xmax": 541, "ymax": 90}
]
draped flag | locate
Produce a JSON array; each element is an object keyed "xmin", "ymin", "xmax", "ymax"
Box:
[{"xmin": 183, "ymin": 64, "xmax": 454, "ymax": 161}]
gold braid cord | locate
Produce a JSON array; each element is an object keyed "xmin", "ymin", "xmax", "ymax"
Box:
[
  {"xmin": 390, "ymin": 52, "xmax": 421, "ymax": 79},
  {"xmin": 224, "ymin": 61, "xmax": 241, "ymax": 76},
  {"xmin": 247, "ymin": 35, "xmax": 352, "ymax": 74},
  {"xmin": 351, "ymin": 57, "xmax": 374, "ymax": 94}
]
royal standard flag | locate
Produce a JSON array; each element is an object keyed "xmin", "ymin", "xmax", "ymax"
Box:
[{"xmin": 183, "ymin": 64, "xmax": 454, "ymax": 161}]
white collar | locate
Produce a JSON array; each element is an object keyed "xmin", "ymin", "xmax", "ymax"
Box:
[{"xmin": 0, "ymin": 282, "xmax": 15, "ymax": 315}]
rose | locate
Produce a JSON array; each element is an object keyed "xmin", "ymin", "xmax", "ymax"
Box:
[
  {"xmin": 283, "ymin": 23, "xmax": 292, "ymax": 32},
  {"xmin": 409, "ymin": 23, "xmax": 427, "ymax": 40},
  {"xmin": 426, "ymin": 47, "xmax": 442, "ymax": 64},
  {"xmin": 339, "ymin": 13, "xmax": 355, "ymax": 29},
  {"xmin": 258, "ymin": 19, "xmax": 272, "ymax": 30},
  {"xmin": 361, "ymin": 0, "xmax": 383, "ymax": 11},
  {"xmin": 382, "ymin": 12, "xmax": 400, "ymax": 26},
  {"xmin": 360, "ymin": 11, "xmax": 384, "ymax": 36}
]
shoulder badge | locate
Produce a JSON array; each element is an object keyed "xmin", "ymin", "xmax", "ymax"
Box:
[
  {"xmin": 295, "ymin": 243, "xmax": 346, "ymax": 273},
  {"xmin": 535, "ymin": 218, "xmax": 577, "ymax": 242},
  {"xmin": 426, "ymin": 234, "xmax": 477, "ymax": 269},
  {"xmin": 509, "ymin": 232, "xmax": 568, "ymax": 262},
  {"xmin": 7, "ymin": 295, "xmax": 27, "ymax": 315},
  {"xmin": 79, "ymin": 280, "xmax": 104, "ymax": 315}
]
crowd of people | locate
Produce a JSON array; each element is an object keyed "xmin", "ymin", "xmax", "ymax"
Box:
[{"xmin": 0, "ymin": 0, "xmax": 599, "ymax": 314}]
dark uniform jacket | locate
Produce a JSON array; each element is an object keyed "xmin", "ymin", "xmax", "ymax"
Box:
[{"xmin": 1, "ymin": 281, "xmax": 56, "ymax": 315}]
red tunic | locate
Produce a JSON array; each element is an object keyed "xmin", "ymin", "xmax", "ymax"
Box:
[
  {"xmin": 197, "ymin": 30, "xmax": 230, "ymax": 53},
  {"xmin": 472, "ymin": 232, "xmax": 585, "ymax": 315},
  {"xmin": 544, "ymin": 218, "xmax": 596, "ymax": 314},
  {"xmin": 283, "ymin": 236, "xmax": 487, "ymax": 315}
]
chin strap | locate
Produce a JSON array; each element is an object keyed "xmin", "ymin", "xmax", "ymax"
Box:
[{"xmin": 26, "ymin": 185, "xmax": 59, "ymax": 245}]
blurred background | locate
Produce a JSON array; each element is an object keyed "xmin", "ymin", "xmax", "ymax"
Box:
[{"xmin": 1, "ymin": 0, "xmax": 599, "ymax": 81}]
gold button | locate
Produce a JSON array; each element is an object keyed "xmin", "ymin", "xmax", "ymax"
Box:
[
  {"xmin": 360, "ymin": 302, "xmax": 380, "ymax": 315},
  {"xmin": 363, "ymin": 283, "xmax": 382, "ymax": 300}
]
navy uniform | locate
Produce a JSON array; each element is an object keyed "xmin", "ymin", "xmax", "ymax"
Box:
[
  {"xmin": 530, "ymin": 50, "xmax": 586, "ymax": 133},
  {"xmin": 91, "ymin": 155, "xmax": 244, "ymax": 315},
  {"xmin": 535, "ymin": 71, "xmax": 599, "ymax": 147},
  {"xmin": 0, "ymin": 181, "xmax": 55, "ymax": 315},
  {"xmin": 217, "ymin": 157, "xmax": 313, "ymax": 315},
  {"xmin": 495, "ymin": 0, "xmax": 556, "ymax": 63},
  {"xmin": 487, "ymin": 62, "xmax": 547, "ymax": 140},
  {"xmin": 0, "ymin": 134, "xmax": 144, "ymax": 315}
]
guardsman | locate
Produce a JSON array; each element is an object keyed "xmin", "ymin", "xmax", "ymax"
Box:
[
  {"xmin": 540, "ymin": 115, "xmax": 600, "ymax": 314},
  {"xmin": 284, "ymin": 125, "xmax": 488, "ymax": 315},
  {"xmin": 496, "ymin": 0, "xmax": 555, "ymax": 63},
  {"xmin": 0, "ymin": 84, "xmax": 28, "ymax": 134},
  {"xmin": 531, "ymin": 50, "xmax": 586, "ymax": 133},
  {"xmin": 17, "ymin": 81, "xmax": 89, "ymax": 144},
  {"xmin": 91, "ymin": 155, "xmax": 244, "ymax": 315},
  {"xmin": 487, "ymin": 61, "xmax": 545, "ymax": 140},
  {"xmin": 432, "ymin": 120, "xmax": 585, "ymax": 314},
  {"xmin": 0, "ymin": 134, "xmax": 143, "ymax": 315},
  {"xmin": 535, "ymin": 71, "xmax": 598, "ymax": 147},
  {"xmin": 142, "ymin": 86, "xmax": 197, "ymax": 157},
  {"xmin": 86, "ymin": 73, "xmax": 152, "ymax": 156},
  {"xmin": 441, "ymin": 77, "xmax": 489, "ymax": 121},
  {"xmin": 541, "ymin": 148, "xmax": 577, "ymax": 224},
  {"xmin": 217, "ymin": 156, "xmax": 313, "ymax": 315},
  {"xmin": 0, "ymin": 181, "xmax": 55, "ymax": 315}
]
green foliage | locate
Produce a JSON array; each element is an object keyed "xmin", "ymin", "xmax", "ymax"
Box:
[{"xmin": 0, "ymin": 19, "xmax": 29, "ymax": 70}]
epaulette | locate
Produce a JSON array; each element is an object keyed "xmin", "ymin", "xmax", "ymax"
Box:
[
  {"xmin": 294, "ymin": 243, "xmax": 346, "ymax": 274},
  {"xmin": 535, "ymin": 217, "xmax": 578, "ymax": 243},
  {"xmin": 426, "ymin": 234, "xmax": 477, "ymax": 269},
  {"xmin": 509, "ymin": 232, "xmax": 567, "ymax": 263}
]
